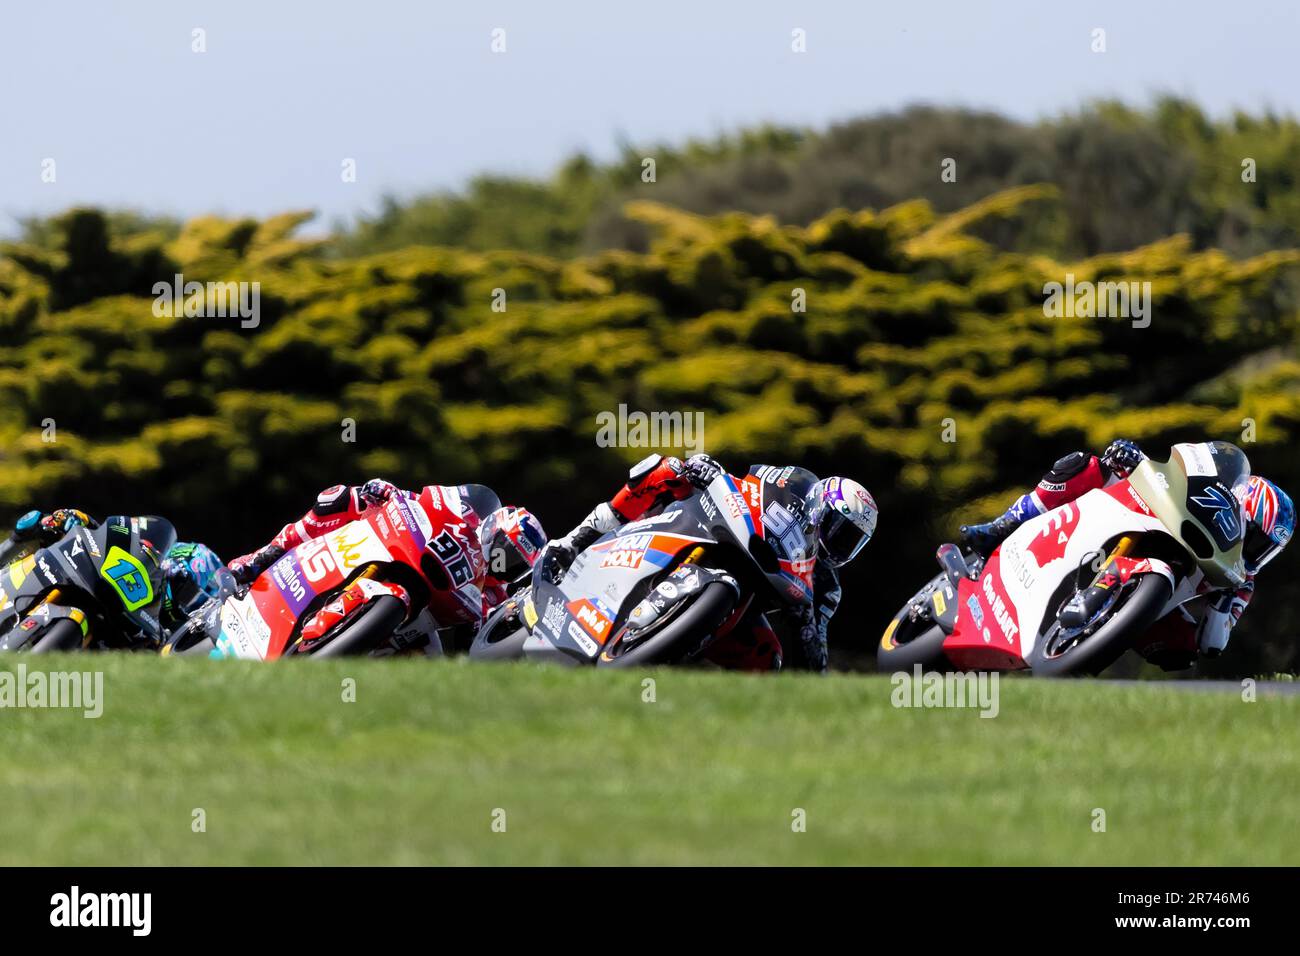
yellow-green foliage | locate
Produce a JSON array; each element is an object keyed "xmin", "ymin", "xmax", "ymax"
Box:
[{"xmin": 2, "ymin": 192, "xmax": 1298, "ymax": 670}]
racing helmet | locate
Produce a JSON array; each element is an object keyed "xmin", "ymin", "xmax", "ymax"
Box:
[
  {"xmin": 478, "ymin": 506, "xmax": 548, "ymax": 583},
  {"xmin": 1238, "ymin": 476, "xmax": 1295, "ymax": 574},
  {"xmin": 804, "ymin": 477, "xmax": 878, "ymax": 567}
]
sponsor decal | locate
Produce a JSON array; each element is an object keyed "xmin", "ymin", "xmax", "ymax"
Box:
[
  {"xmin": 270, "ymin": 556, "xmax": 313, "ymax": 616},
  {"xmin": 386, "ymin": 501, "xmax": 407, "ymax": 534},
  {"xmin": 1125, "ymin": 484, "xmax": 1152, "ymax": 515},
  {"xmin": 540, "ymin": 598, "xmax": 566, "ymax": 638},
  {"xmin": 966, "ymin": 594, "xmax": 984, "ymax": 628},
  {"xmin": 600, "ymin": 532, "xmax": 652, "ymax": 569},
  {"xmin": 1189, "ymin": 484, "xmax": 1241, "ymax": 540},
  {"xmin": 567, "ymin": 621, "xmax": 598, "ymax": 656},
  {"xmin": 621, "ymin": 510, "xmax": 681, "ymax": 533},
  {"xmin": 1176, "ymin": 442, "xmax": 1217, "ymax": 478},
  {"xmin": 1026, "ymin": 503, "xmax": 1079, "ymax": 566},
  {"xmin": 99, "ymin": 546, "xmax": 153, "ymax": 612},
  {"xmin": 601, "ymin": 549, "xmax": 644, "ymax": 570},
  {"xmin": 981, "ymin": 572, "xmax": 1019, "ymax": 645},
  {"xmin": 699, "ymin": 492, "xmax": 718, "ymax": 521},
  {"xmin": 330, "ymin": 529, "xmax": 370, "ymax": 571},
  {"xmin": 1001, "ymin": 543, "xmax": 1037, "ymax": 593},
  {"xmin": 567, "ymin": 599, "xmax": 612, "ymax": 641},
  {"xmin": 298, "ymin": 538, "xmax": 338, "ymax": 584},
  {"xmin": 931, "ymin": 589, "xmax": 947, "ymax": 616}
]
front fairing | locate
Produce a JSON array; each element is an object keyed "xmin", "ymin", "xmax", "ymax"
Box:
[
  {"xmin": 527, "ymin": 497, "xmax": 718, "ymax": 660},
  {"xmin": 1126, "ymin": 441, "xmax": 1250, "ymax": 588}
]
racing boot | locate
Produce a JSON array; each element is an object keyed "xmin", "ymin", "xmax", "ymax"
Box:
[
  {"xmin": 959, "ymin": 514, "xmax": 1022, "ymax": 557},
  {"xmin": 228, "ymin": 543, "xmax": 286, "ymax": 585}
]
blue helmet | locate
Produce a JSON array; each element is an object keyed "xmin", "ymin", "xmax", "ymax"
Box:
[
  {"xmin": 162, "ymin": 542, "xmax": 234, "ymax": 617},
  {"xmin": 1239, "ymin": 476, "xmax": 1295, "ymax": 574}
]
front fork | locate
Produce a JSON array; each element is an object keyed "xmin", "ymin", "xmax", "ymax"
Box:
[{"xmin": 1059, "ymin": 535, "xmax": 1137, "ymax": 630}]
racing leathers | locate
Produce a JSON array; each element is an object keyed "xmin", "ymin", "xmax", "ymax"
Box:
[{"xmin": 538, "ymin": 454, "xmax": 840, "ymax": 672}]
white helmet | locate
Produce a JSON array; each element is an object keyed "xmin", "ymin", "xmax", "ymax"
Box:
[{"xmin": 805, "ymin": 477, "xmax": 878, "ymax": 567}]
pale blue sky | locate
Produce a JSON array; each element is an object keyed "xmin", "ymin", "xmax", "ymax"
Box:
[{"xmin": 0, "ymin": 0, "xmax": 1296, "ymax": 235}]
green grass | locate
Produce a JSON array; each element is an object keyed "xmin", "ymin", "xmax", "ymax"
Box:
[{"xmin": 1, "ymin": 656, "xmax": 1297, "ymax": 865}]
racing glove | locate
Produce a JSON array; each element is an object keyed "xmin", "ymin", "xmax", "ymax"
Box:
[
  {"xmin": 680, "ymin": 453, "xmax": 725, "ymax": 488},
  {"xmin": 1196, "ymin": 582, "xmax": 1252, "ymax": 658},
  {"xmin": 358, "ymin": 478, "xmax": 399, "ymax": 507}
]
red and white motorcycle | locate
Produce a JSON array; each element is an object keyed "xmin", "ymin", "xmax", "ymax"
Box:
[
  {"xmin": 878, "ymin": 441, "xmax": 1252, "ymax": 676},
  {"xmin": 163, "ymin": 487, "xmax": 488, "ymax": 659}
]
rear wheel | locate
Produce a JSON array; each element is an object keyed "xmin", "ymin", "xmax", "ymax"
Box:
[
  {"xmin": 1027, "ymin": 573, "xmax": 1172, "ymax": 677},
  {"xmin": 30, "ymin": 618, "xmax": 85, "ymax": 654},
  {"xmin": 597, "ymin": 582, "xmax": 736, "ymax": 668},
  {"xmin": 310, "ymin": 595, "xmax": 406, "ymax": 658}
]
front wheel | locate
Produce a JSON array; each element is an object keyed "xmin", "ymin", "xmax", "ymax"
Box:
[
  {"xmin": 597, "ymin": 582, "xmax": 736, "ymax": 668},
  {"xmin": 469, "ymin": 598, "xmax": 530, "ymax": 662},
  {"xmin": 876, "ymin": 571, "xmax": 952, "ymax": 672},
  {"xmin": 1027, "ymin": 573, "xmax": 1172, "ymax": 677},
  {"xmin": 310, "ymin": 595, "xmax": 406, "ymax": 658}
]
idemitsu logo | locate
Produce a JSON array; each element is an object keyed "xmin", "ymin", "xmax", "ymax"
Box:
[{"xmin": 49, "ymin": 886, "xmax": 151, "ymax": 936}]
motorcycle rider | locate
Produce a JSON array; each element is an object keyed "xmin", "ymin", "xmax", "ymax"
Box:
[
  {"xmin": 228, "ymin": 479, "xmax": 545, "ymax": 634},
  {"xmin": 958, "ymin": 441, "xmax": 1294, "ymax": 665},
  {"xmin": 537, "ymin": 453, "xmax": 878, "ymax": 672},
  {"xmin": 0, "ymin": 507, "xmax": 232, "ymax": 645},
  {"xmin": 958, "ymin": 439, "xmax": 1147, "ymax": 556}
]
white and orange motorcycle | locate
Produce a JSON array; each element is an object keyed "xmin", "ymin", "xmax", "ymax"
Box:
[{"xmin": 878, "ymin": 441, "xmax": 1252, "ymax": 676}]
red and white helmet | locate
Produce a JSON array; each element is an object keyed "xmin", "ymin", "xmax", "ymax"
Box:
[{"xmin": 478, "ymin": 506, "xmax": 549, "ymax": 583}]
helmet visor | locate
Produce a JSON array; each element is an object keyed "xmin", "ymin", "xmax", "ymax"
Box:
[
  {"xmin": 1242, "ymin": 523, "xmax": 1283, "ymax": 574},
  {"xmin": 820, "ymin": 512, "xmax": 869, "ymax": 567}
]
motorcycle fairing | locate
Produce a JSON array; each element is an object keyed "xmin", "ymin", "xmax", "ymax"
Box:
[
  {"xmin": 945, "ymin": 481, "xmax": 1177, "ymax": 669},
  {"xmin": 726, "ymin": 470, "xmax": 818, "ymax": 606},
  {"xmin": 528, "ymin": 524, "xmax": 714, "ymax": 663},
  {"xmin": 212, "ymin": 494, "xmax": 481, "ymax": 659}
]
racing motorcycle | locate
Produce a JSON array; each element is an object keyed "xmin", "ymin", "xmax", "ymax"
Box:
[
  {"xmin": 0, "ymin": 516, "xmax": 180, "ymax": 653},
  {"xmin": 878, "ymin": 441, "xmax": 1252, "ymax": 676},
  {"xmin": 470, "ymin": 466, "xmax": 819, "ymax": 667},
  {"xmin": 163, "ymin": 488, "xmax": 485, "ymax": 659}
]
